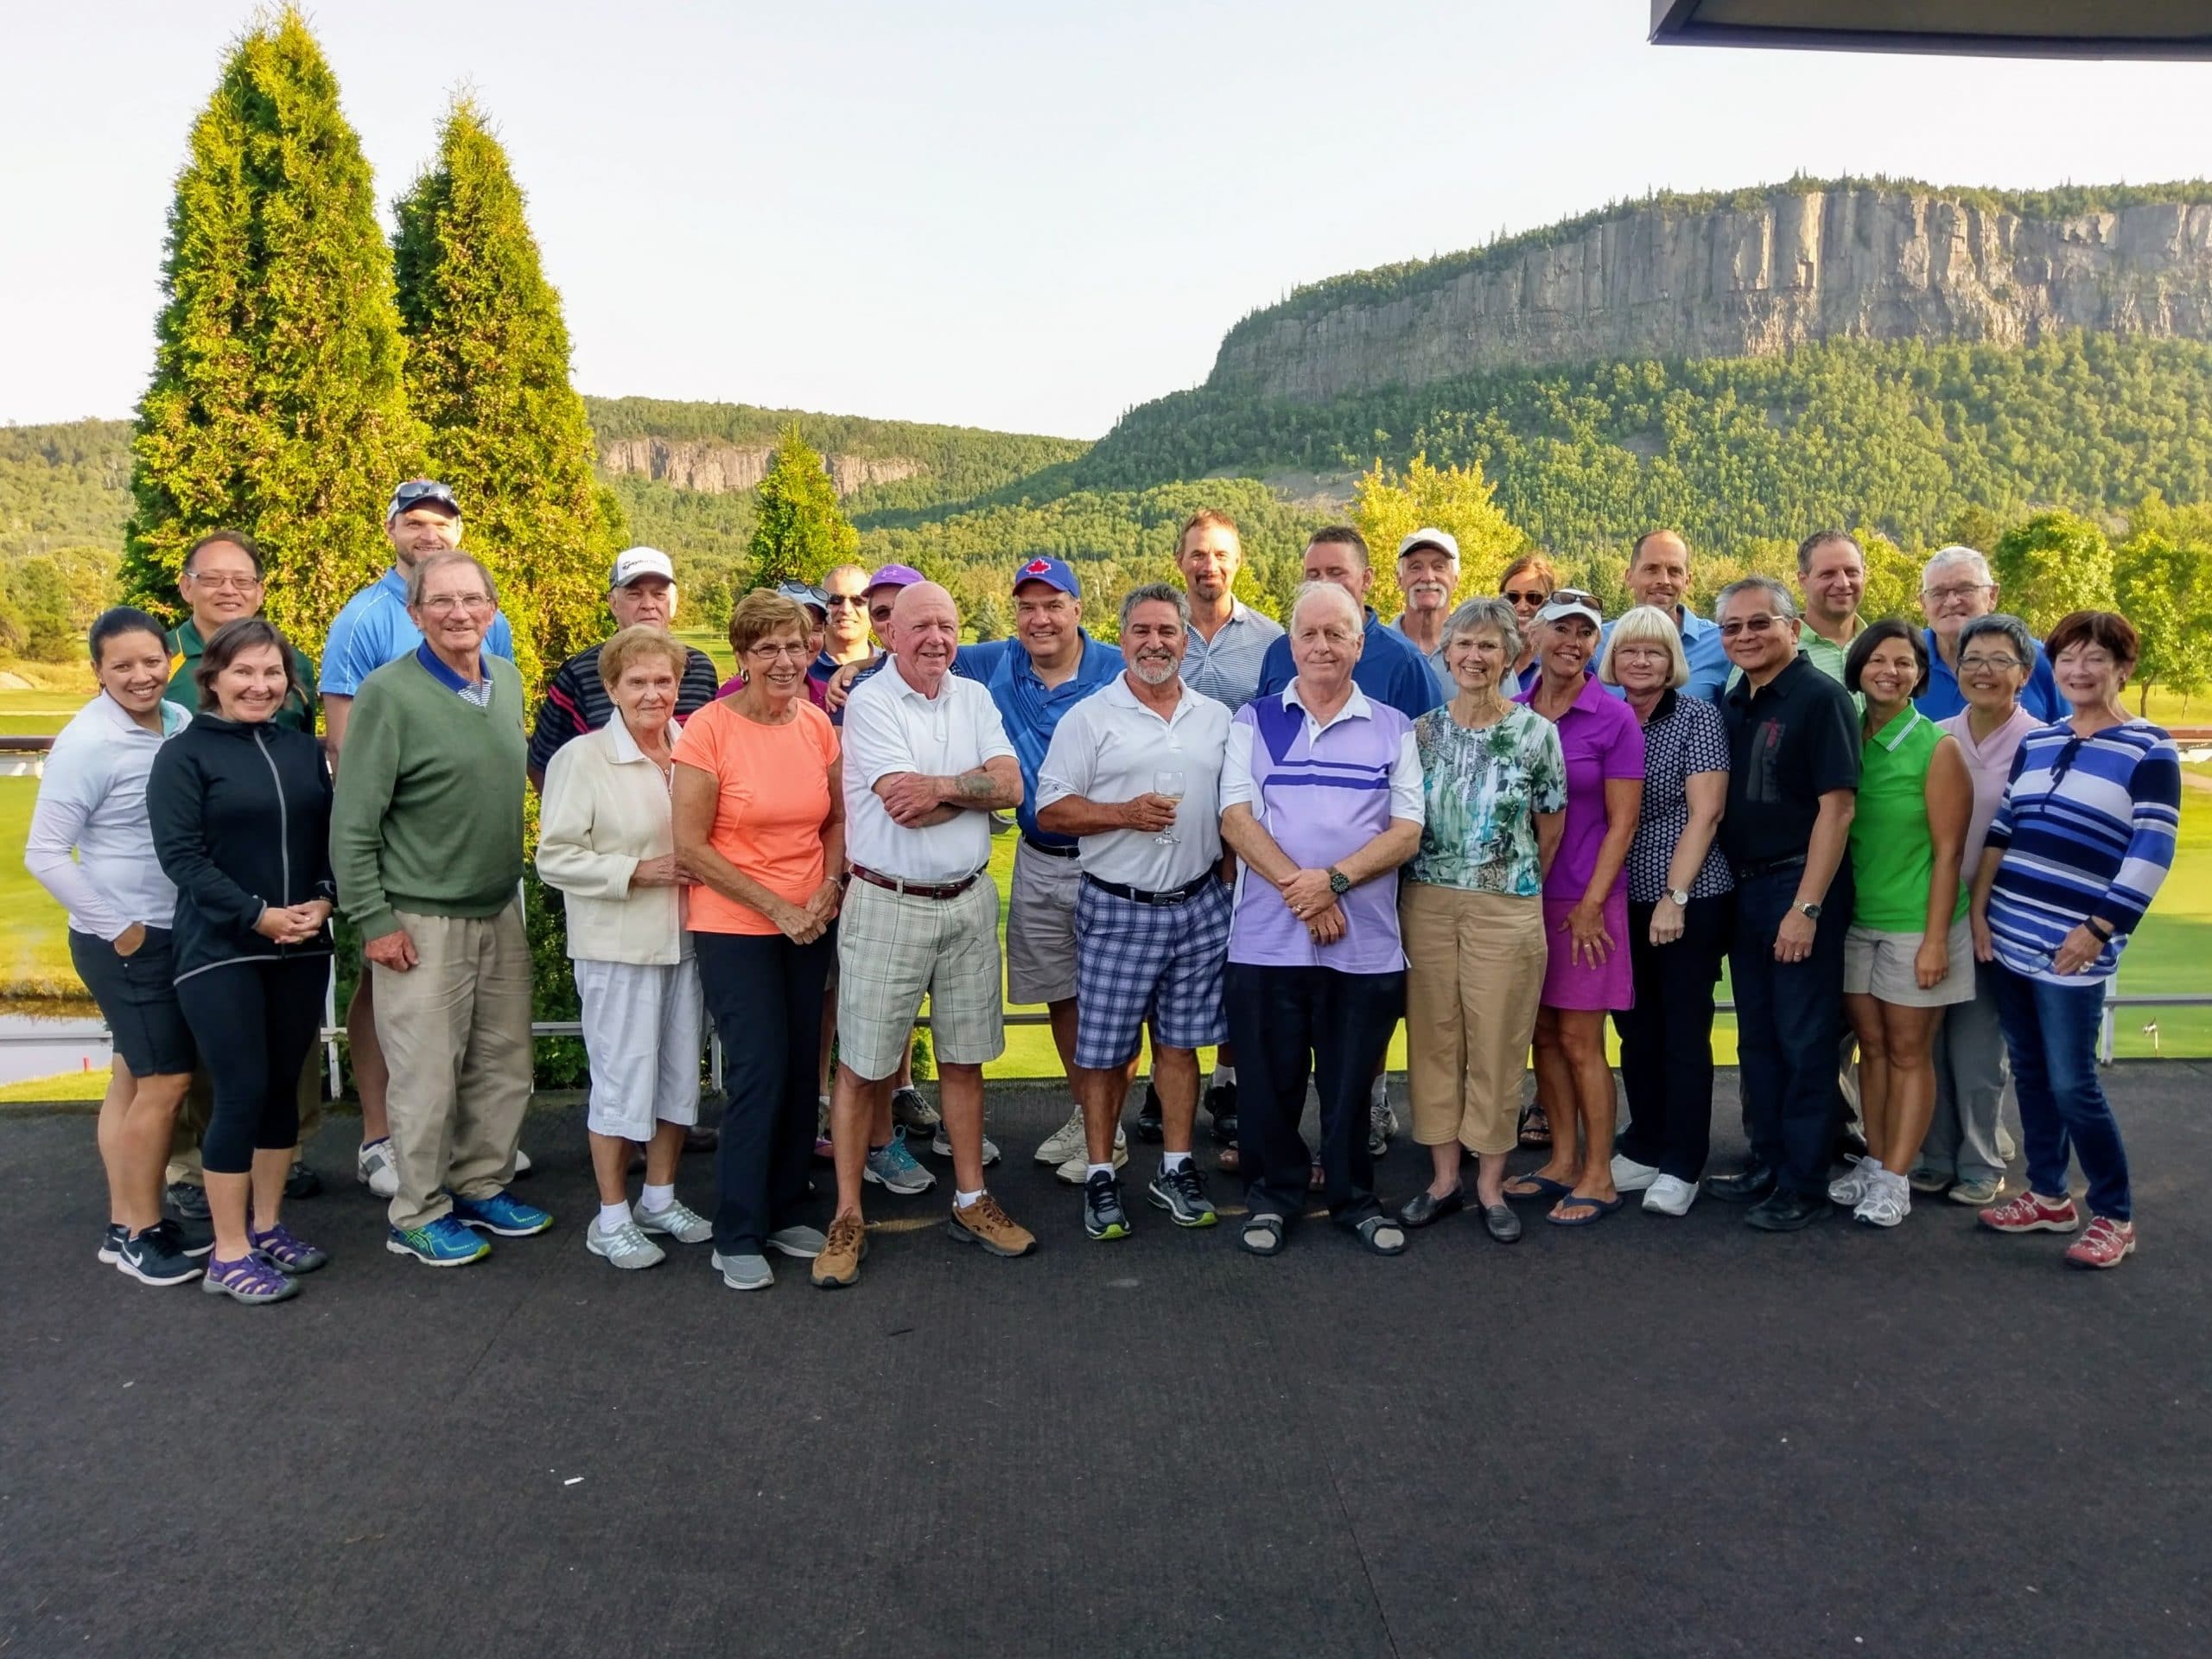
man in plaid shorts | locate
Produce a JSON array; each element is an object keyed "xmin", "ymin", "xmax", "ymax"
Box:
[{"xmin": 1035, "ymin": 582, "xmax": 1235, "ymax": 1241}]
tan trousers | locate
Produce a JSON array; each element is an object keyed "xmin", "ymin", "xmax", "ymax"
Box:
[
  {"xmin": 1402, "ymin": 883, "xmax": 1547, "ymax": 1156},
  {"xmin": 372, "ymin": 902, "xmax": 534, "ymax": 1232},
  {"xmin": 168, "ymin": 1052, "xmax": 328, "ymax": 1184}
]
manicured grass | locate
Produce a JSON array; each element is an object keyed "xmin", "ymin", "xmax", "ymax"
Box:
[
  {"xmin": 0, "ymin": 1069, "xmax": 106, "ymax": 1103},
  {"xmin": 0, "ymin": 779, "xmax": 86, "ymax": 1001}
]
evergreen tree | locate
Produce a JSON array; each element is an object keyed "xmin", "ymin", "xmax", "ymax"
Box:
[
  {"xmin": 747, "ymin": 425, "xmax": 860, "ymax": 589},
  {"xmin": 125, "ymin": 6, "xmax": 421, "ymax": 644},
  {"xmin": 393, "ymin": 97, "xmax": 626, "ymax": 688},
  {"xmin": 1993, "ymin": 510, "xmax": 2116, "ymax": 636}
]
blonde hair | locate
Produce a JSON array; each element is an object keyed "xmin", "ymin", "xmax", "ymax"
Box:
[
  {"xmin": 728, "ymin": 589, "xmax": 810, "ymax": 658},
  {"xmin": 598, "ymin": 624, "xmax": 690, "ymax": 690},
  {"xmin": 1597, "ymin": 604, "xmax": 1689, "ymax": 690},
  {"xmin": 1499, "ymin": 551, "xmax": 1559, "ymax": 593}
]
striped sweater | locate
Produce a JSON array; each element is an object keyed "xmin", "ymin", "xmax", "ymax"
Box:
[{"xmin": 1984, "ymin": 719, "xmax": 2181, "ymax": 986}]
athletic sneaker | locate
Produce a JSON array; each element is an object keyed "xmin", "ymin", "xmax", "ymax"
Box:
[
  {"xmin": 156, "ymin": 1216, "xmax": 214, "ymax": 1258},
  {"xmin": 201, "ymin": 1252, "xmax": 300, "ymax": 1304},
  {"xmin": 387, "ymin": 1216, "xmax": 491, "ymax": 1266},
  {"xmin": 891, "ymin": 1085, "xmax": 940, "ymax": 1133},
  {"xmin": 586, "ymin": 1217, "xmax": 664, "ymax": 1270},
  {"xmin": 1643, "ymin": 1174, "xmax": 1698, "ymax": 1217},
  {"xmin": 931, "ymin": 1124, "xmax": 1001, "ymax": 1166},
  {"xmin": 766, "ymin": 1225, "xmax": 826, "ymax": 1259},
  {"xmin": 1853, "ymin": 1170, "xmax": 1910, "ymax": 1228},
  {"xmin": 1368, "ymin": 1097, "xmax": 1397, "ymax": 1159},
  {"xmin": 1979, "ymin": 1190, "xmax": 2081, "ymax": 1234},
  {"xmin": 1054, "ymin": 1135, "xmax": 1128, "ymax": 1186},
  {"xmin": 1948, "ymin": 1176, "xmax": 2005, "ymax": 1206},
  {"xmin": 1034, "ymin": 1107, "xmax": 1088, "ymax": 1166},
  {"xmin": 452, "ymin": 1190, "xmax": 553, "ymax": 1236},
  {"xmin": 864, "ymin": 1127, "xmax": 936, "ymax": 1194},
  {"xmin": 1906, "ymin": 1167, "xmax": 1952, "ymax": 1195},
  {"xmin": 2064, "ymin": 1216, "xmax": 2136, "ymax": 1270},
  {"xmin": 98, "ymin": 1222, "xmax": 127, "ymax": 1265},
  {"xmin": 713, "ymin": 1249, "xmax": 772, "ymax": 1291},
  {"xmin": 811, "ymin": 1213, "xmax": 868, "ymax": 1288},
  {"xmin": 636, "ymin": 1198, "xmax": 714, "ymax": 1245},
  {"xmin": 1610, "ymin": 1153, "xmax": 1662, "ymax": 1193},
  {"xmin": 1083, "ymin": 1170, "xmax": 1130, "ymax": 1241},
  {"xmin": 166, "ymin": 1180, "xmax": 211, "ymax": 1221},
  {"xmin": 357, "ymin": 1137, "xmax": 399, "ymax": 1198},
  {"xmin": 1828, "ymin": 1160, "xmax": 1883, "ymax": 1208},
  {"xmin": 948, "ymin": 1193, "xmax": 1035, "ymax": 1257},
  {"xmin": 512, "ymin": 1147, "xmax": 534, "ymax": 1177},
  {"xmin": 116, "ymin": 1224, "xmax": 202, "ymax": 1287},
  {"xmin": 1146, "ymin": 1162, "xmax": 1218, "ymax": 1228}
]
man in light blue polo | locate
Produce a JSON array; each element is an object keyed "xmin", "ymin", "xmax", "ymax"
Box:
[
  {"xmin": 1914, "ymin": 544, "xmax": 2066, "ymax": 721},
  {"xmin": 1606, "ymin": 530, "xmax": 1729, "ymax": 700},
  {"xmin": 1174, "ymin": 507, "xmax": 1282, "ymax": 714}
]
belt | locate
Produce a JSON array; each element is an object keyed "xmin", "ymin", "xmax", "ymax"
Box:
[
  {"xmin": 1020, "ymin": 835, "xmax": 1079, "ymax": 860},
  {"xmin": 1735, "ymin": 853, "xmax": 1808, "ymax": 881},
  {"xmin": 849, "ymin": 863, "xmax": 982, "ymax": 901},
  {"xmin": 1083, "ymin": 872, "xmax": 1217, "ymax": 907}
]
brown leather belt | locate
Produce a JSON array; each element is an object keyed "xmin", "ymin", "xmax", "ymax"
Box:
[{"xmin": 849, "ymin": 863, "xmax": 982, "ymax": 901}]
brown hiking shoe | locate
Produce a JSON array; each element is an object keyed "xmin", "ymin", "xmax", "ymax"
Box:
[
  {"xmin": 810, "ymin": 1212, "xmax": 868, "ymax": 1288},
  {"xmin": 945, "ymin": 1192, "xmax": 1035, "ymax": 1258}
]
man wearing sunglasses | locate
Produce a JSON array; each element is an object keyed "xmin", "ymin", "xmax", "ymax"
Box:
[
  {"xmin": 810, "ymin": 563, "xmax": 876, "ymax": 717},
  {"xmin": 1709, "ymin": 575, "xmax": 1860, "ymax": 1231}
]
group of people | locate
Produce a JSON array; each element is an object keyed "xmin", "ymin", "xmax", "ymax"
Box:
[{"xmin": 26, "ymin": 484, "xmax": 2181, "ymax": 1301}]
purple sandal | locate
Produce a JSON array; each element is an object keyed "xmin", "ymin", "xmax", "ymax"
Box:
[
  {"xmin": 250, "ymin": 1223, "xmax": 329, "ymax": 1274},
  {"xmin": 201, "ymin": 1252, "xmax": 301, "ymax": 1304}
]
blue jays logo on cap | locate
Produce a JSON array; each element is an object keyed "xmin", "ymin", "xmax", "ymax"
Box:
[{"xmin": 1012, "ymin": 556, "xmax": 1081, "ymax": 598}]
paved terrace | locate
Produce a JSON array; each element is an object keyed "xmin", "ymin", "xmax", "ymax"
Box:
[{"xmin": 2, "ymin": 1067, "xmax": 2205, "ymax": 1658}]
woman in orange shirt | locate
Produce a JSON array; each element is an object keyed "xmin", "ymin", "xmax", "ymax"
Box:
[{"xmin": 672, "ymin": 591, "xmax": 846, "ymax": 1292}]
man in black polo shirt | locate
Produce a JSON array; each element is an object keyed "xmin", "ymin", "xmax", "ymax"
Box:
[{"xmin": 1708, "ymin": 575, "xmax": 1859, "ymax": 1230}]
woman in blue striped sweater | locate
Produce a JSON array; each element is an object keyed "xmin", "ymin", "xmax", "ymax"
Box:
[{"xmin": 1968, "ymin": 611, "xmax": 2181, "ymax": 1270}]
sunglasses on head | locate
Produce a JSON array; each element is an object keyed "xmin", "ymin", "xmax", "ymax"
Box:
[{"xmin": 391, "ymin": 479, "xmax": 454, "ymax": 507}]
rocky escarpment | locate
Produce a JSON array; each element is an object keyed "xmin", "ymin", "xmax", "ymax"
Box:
[
  {"xmin": 598, "ymin": 435, "xmax": 925, "ymax": 497},
  {"xmin": 1209, "ymin": 182, "xmax": 2212, "ymax": 402}
]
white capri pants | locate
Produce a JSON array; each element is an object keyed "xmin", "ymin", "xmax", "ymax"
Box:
[{"xmin": 575, "ymin": 956, "xmax": 704, "ymax": 1139}]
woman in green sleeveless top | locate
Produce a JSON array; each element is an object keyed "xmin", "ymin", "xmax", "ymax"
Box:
[{"xmin": 1832, "ymin": 620, "xmax": 1975, "ymax": 1228}]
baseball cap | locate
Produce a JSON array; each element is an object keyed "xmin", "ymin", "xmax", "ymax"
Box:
[
  {"xmin": 1536, "ymin": 588, "xmax": 1604, "ymax": 627},
  {"xmin": 1397, "ymin": 527, "xmax": 1460, "ymax": 563},
  {"xmin": 386, "ymin": 479, "xmax": 461, "ymax": 522},
  {"xmin": 776, "ymin": 580, "xmax": 829, "ymax": 617},
  {"xmin": 1011, "ymin": 556, "xmax": 1080, "ymax": 598},
  {"xmin": 866, "ymin": 563, "xmax": 925, "ymax": 594},
  {"xmin": 608, "ymin": 547, "xmax": 677, "ymax": 588}
]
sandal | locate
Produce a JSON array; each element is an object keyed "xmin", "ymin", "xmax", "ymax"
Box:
[
  {"xmin": 1518, "ymin": 1103, "xmax": 1552, "ymax": 1148},
  {"xmin": 200, "ymin": 1251, "xmax": 300, "ymax": 1304},
  {"xmin": 1352, "ymin": 1215, "xmax": 1408, "ymax": 1255},
  {"xmin": 1547, "ymin": 1194, "xmax": 1624, "ymax": 1227},
  {"xmin": 1504, "ymin": 1172, "xmax": 1572, "ymax": 1201},
  {"xmin": 1239, "ymin": 1214, "xmax": 1285, "ymax": 1256},
  {"xmin": 250, "ymin": 1223, "xmax": 328, "ymax": 1274}
]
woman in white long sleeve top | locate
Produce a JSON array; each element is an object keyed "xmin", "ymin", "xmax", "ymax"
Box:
[{"xmin": 23, "ymin": 608, "xmax": 208, "ymax": 1287}]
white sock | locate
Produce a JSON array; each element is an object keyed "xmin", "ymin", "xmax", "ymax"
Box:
[
  {"xmin": 598, "ymin": 1200, "xmax": 632, "ymax": 1233},
  {"xmin": 1370, "ymin": 1074, "xmax": 1389, "ymax": 1108},
  {"xmin": 640, "ymin": 1182, "xmax": 675, "ymax": 1213},
  {"xmin": 1086, "ymin": 1162, "xmax": 1115, "ymax": 1181},
  {"xmin": 1162, "ymin": 1150, "xmax": 1192, "ymax": 1173},
  {"xmin": 1212, "ymin": 1064, "xmax": 1235, "ymax": 1086},
  {"xmin": 955, "ymin": 1187, "xmax": 983, "ymax": 1209}
]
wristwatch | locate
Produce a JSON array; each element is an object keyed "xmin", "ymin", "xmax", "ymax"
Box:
[
  {"xmin": 1667, "ymin": 887, "xmax": 1690, "ymax": 906},
  {"xmin": 1794, "ymin": 900, "xmax": 1822, "ymax": 920},
  {"xmin": 1325, "ymin": 866, "xmax": 1351, "ymax": 896}
]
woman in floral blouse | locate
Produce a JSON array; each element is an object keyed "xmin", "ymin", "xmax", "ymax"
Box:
[{"xmin": 1396, "ymin": 597, "xmax": 1567, "ymax": 1243}]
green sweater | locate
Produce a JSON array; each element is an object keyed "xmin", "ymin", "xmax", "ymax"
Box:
[{"xmin": 330, "ymin": 651, "xmax": 526, "ymax": 940}]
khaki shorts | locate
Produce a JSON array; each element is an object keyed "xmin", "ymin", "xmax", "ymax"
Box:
[
  {"xmin": 1005, "ymin": 839, "xmax": 1081, "ymax": 1005},
  {"xmin": 1843, "ymin": 918, "xmax": 1976, "ymax": 1008},
  {"xmin": 836, "ymin": 876, "xmax": 1005, "ymax": 1079}
]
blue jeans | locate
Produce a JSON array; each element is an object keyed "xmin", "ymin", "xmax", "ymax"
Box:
[{"xmin": 1993, "ymin": 964, "xmax": 2129, "ymax": 1221}]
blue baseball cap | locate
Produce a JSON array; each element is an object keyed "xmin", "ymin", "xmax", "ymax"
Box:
[{"xmin": 1012, "ymin": 556, "xmax": 1080, "ymax": 598}]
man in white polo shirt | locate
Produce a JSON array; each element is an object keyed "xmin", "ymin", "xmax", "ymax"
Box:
[
  {"xmin": 1037, "ymin": 582, "xmax": 1234, "ymax": 1241},
  {"xmin": 815, "ymin": 581, "xmax": 1034, "ymax": 1287}
]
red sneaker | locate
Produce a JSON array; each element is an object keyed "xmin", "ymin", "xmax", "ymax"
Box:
[
  {"xmin": 2064, "ymin": 1216, "xmax": 2136, "ymax": 1269},
  {"xmin": 1979, "ymin": 1190, "xmax": 2081, "ymax": 1234}
]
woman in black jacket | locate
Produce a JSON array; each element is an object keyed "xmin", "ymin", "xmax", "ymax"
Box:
[{"xmin": 148, "ymin": 619, "xmax": 337, "ymax": 1304}]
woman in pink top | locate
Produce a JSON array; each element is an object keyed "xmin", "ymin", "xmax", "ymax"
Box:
[
  {"xmin": 1505, "ymin": 591, "xmax": 1645, "ymax": 1225},
  {"xmin": 1914, "ymin": 613, "xmax": 2039, "ymax": 1206}
]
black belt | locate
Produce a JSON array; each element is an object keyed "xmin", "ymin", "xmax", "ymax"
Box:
[
  {"xmin": 1021, "ymin": 835, "xmax": 1079, "ymax": 859},
  {"xmin": 849, "ymin": 863, "xmax": 982, "ymax": 901},
  {"xmin": 1083, "ymin": 872, "xmax": 1216, "ymax": 907},
  {"xmin": 1734, "ymin": 854, "xmax": 1808, "ymax": 881}
]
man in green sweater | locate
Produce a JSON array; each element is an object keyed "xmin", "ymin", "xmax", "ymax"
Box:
[{"xmin": 330, "ymin": 550, "xmax": 551, "ymax": 1266}]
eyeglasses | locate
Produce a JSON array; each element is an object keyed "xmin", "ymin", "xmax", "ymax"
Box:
[
  {"xmin": 747, "ymin": 642, "xmax": 812, "ymax": 661},
  {"xmin": 1958, "ymin": 654, "xmax": 2022, "ymax": 673},
  {"xmin": 1718, "ymin": 614, "xmax": 1783, "ymax": 638},
  {"xmin": 418, "ymin": 594, "xmax": 493, "ymax": 614},
  {"xmin": 1923, "ymin": 583, "xmax": 1992, "ymax": 605},
  {"xmin": 1503, "ymin": 589, "xmax": 1549, "ymax": 606},
  {"xmin": 184, "ymin": 572, "xmax": 262, "ymax": 591}
]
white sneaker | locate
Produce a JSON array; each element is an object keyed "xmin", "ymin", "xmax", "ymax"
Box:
[
  {"xmin": 1034, "ymin": 1108, "xmax": 1088, "ymax": 1166},
  {"xmin": 357, "ymin": 1138, "xmax": 398, "ymax": 1198},
  {"xmin": 513, "ymin": 1146, "xmax": 533, "ymax": 1176},
  {"xmin": 1853, "ymin": 1170, "xmax": 1910, "ymax": 1229},
  {"xmin": 1610, "ymin": 1152, "xmax": 1662, "ymax": 1192},
  {"xmin": 931, "ymin": 1126, "xmax": 1001, "ymax": 1167},
  {"xmin": 1054, "ymin": 1136, "xmax": 1130, "ymax": 1186},
  {"xmin": 1828, "ymin": 1158, "xmax": 1883, "ymax": 1208},
  {"xmin": 1643, "ymin": 1174, "xmax": 1698, "ymax": 1216},
  {"xmin": 586, "ymin": 1217, "xmax": 665, "ymax": 1270}
]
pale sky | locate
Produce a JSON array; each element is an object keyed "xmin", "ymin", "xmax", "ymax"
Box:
[{"xmin": 5, "ymin": 1, "xmax": 2211, "ymax": 439}]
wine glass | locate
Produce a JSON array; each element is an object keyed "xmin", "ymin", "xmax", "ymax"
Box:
[{"xmin": 1152, "ymin": 768, "xmax": 1187, "ymax": 845}]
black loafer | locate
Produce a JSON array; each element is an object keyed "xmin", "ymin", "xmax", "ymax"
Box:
[
  {"xmin": 1397, "ymin": 1185, "xmax": 1465, "ymax": 1228},
  {"xmin": 1482, "ymin": 1204, "xmax": 1522, "ymax": 1243},
  {"xmin": 1746, "ymin": 1189, "xmax": 1827, "ymax": 1231},
  {"xmin": 1705, "ymin": 1161, "xmax": 1776, "ymax": 1204}
]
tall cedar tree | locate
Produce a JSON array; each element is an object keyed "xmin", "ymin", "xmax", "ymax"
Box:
[
  {"xmin": 392, "ymin": 98, "xmax": 626, "ymax": 690},
  {"xmin": 125, "ymin": 7, "xmax": 422, "ymax": 642},
  {"xmin": 748, "ymin": 425, "xmax": 860, "ymax": 589}
]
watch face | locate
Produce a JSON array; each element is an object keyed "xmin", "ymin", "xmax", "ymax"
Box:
[{"xmin": 1327, "ymin": 869, "xmax": 1351, "ymax": 895}]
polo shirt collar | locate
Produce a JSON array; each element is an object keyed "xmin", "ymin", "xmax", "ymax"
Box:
[
  {"xmin": 415, "ymin": 639, "xmax": 489, "ymax": 692},
  {"xmin": 1868, "ymin": 703, "xmax": 1927, "ymax": 753},
  {"xmin": 1282, "ymin": 677, "xmax": 1374, "ymax": 731},
  {"xmin": 1649, "ymin": 686, "xmax": 1680, "ymax": 724},
  {"xmin": 378, "ymin": 567, "xmax": 408, "ymax": 601},
  {"xmin": 1514, "ymin": 669, "xmax": 1611, "ymax": 716},
  {"xmin": 1011, "ymin": 628, "xmax": 1103, "ymax": 690},
  {"xmin": 94, "ymin": 690, "xmax": 188, "ymax": 736},
  {"xmin": 1678, "ymin": 607, "xmax": 1716, "ymax": 639},
  {"xmin": 1105, "ymin": 671, "xmax": 1192, "ymax": 724},
  {"xmin": 1729, "ymin": 651, "xmax": 1809, "ymax": 708},
  {"xmin": 169, "ymin": 617, "xmax": 207, "ymax": 656}
]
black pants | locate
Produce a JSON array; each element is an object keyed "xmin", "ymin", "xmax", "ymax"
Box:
[
  {"xmin": 696, "ymin": 928, "xmax": 833, "ymax": 1254},
  {"xmin": 175, "ymin": 956, "xmax": 328, "ymax": 1176},
  {"xmin": 1729, "ymin": 866, "xmax": 1853, "ymax": 1198},
  {"xmin": 1614, "ymin": 895, "xmax": 1731, "ymax": 1184},
  {"xmin": 1225, "ymin": 963, "xmax": 1403, "ymax": 1228}
]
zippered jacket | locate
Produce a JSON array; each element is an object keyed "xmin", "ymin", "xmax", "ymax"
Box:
[{"xmin": 146, "ymin": 715, "xmax": 336, "ymax": 981}]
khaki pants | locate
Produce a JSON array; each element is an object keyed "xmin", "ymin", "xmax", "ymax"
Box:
[
  {"xmin": 1401, "ymin": 883, "xmax": 1547, "ymax": 1156},
  {"xmin": 168, "ymin": 1049, "xmax": 329, "ymax": 1185},
  {"xmin": 373, "ymin": 902, "xmax": 534, "ymax": 1233}
]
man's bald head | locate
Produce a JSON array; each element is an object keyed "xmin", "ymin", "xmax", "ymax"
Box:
[{"xmin": 887, "ymin": 580, "xmax": 961, "ymax": 691}]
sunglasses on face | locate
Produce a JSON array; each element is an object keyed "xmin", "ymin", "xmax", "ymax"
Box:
[
  {"xmin": 1718, "ymin": 614, "xmax": 1783, "ymax": 638},
  {"xmin": 1503, "ymin": 589, "xmax": 1549, "ymax": 607},
  {"xmin": 825, "ymin": 594, "xmax": 867, "ymax": 607}
]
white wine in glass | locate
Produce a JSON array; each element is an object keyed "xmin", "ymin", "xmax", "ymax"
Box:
[{"xmin": 1153, "ymin": 768, "xmax": 1187, "ymax": 844}]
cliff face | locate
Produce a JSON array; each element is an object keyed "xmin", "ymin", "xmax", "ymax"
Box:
[
  {"xmin": 1209, "ymin": 186, "xmax": 2212, "ymax": 402},
  {"xmin": 598, "ymin": 435, "xmax": 925, "ymax": 497}
]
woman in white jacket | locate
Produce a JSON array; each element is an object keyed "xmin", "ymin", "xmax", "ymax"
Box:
[{"xmin": 537, "ymin": 626, "xmax": 711, "ymax": 1271}]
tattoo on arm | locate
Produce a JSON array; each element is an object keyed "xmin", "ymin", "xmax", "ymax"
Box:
[{"xmin": 954, "ymin": 769, "xmax": 996, "ymax": 801}]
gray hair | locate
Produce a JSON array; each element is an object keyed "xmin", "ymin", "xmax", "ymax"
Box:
[
  {"xmin": 1288, "ymin": 579, "xmax": 1362, "ymax": 635},
  {"xmin": 1957, "ymin": 612, "xmax": 2036, "ymax": 671},
  {"xmin": 1440, "ymin": 595, "xmax": 1520, "ymax": 662},
  {"xmin": 1714, "ymin": 575, "xmax": 1798, "ymax": 621},
  {"xmin": 1922, "ymin": 543, "xmax": 1993, "ymax": 589},
  {"xmin": 1119, "ymin": 581, "xmax": 1189, "ymax": 634},
  {"xmin": 404, "ymin": 550, "xmax": 499, "ymax": 609}
]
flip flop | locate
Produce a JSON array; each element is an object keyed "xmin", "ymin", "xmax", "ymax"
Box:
[
  {"xmin": 1518, "ymin": 1104, "xmax": 1552, "ymax": 1148},
  {"xmin": 1547, "ymin": 1194, "xmax": 1625, "ymax": 1227},
  {"xmin": 1504, "ymin": 1173, "xmax": 1572, "ymax": 1201}
]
